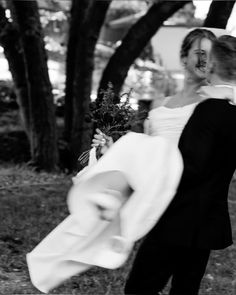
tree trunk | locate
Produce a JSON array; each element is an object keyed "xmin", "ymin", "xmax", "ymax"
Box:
[
  {"xmin": 11, "ymin": 0, "xmax": 58, "ymax": 171},
  {"xmin": 64, "ymin": 0, "xmax": 94, "ymax": 142},
  {"xmin": 97, "ymin": 0, "xmax": 190, "ymax": 100},
  {"xmin": 65, "ymin": 0, "xmax": 112, "ymax": 170},
  {"xmin": 203, "ymin": 0, "xmax": 235, "ymax": 29},
  {"xmin": 0, "ymin": 5, "xmax": 30, "ymax": 137}
]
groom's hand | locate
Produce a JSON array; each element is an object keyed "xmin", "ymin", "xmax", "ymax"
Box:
[{"xmin": 91, "ymin": 189, "xmax": 124, "ymax": 221}]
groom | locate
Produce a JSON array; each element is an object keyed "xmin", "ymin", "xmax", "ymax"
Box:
[{"xmin": 124, "ymin": 35, "xmax": 236, "ymax": 295}]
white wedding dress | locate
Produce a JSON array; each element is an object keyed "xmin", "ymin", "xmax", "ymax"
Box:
[
  {"xmin": 144, "ymin": 102, "xmax": 198, "ymax": 145},
  {"xmin": 26, "ymin": 101, "xmax": 198, "ymax": 294}
]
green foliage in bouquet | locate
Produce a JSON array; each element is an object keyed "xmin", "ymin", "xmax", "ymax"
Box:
[
  {"xmin": 90, "ymin": 83, "xmax": 137, "ymax": 141},
  {"xmin": 78, "ymin": 83, "xmax": 138, "ymax": 167}
]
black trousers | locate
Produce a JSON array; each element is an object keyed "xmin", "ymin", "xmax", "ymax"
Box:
[{"xmin": 124, "ymin": 238, "xmax": 210, "ymax": 295}]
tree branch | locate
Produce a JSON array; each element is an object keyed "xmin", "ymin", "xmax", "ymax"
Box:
[
  {"xmin": 204, "ymin": 0, "xmax": 235, "ymax": 29},
  {"xmin": 97, "ymin": 0, "xmax": 190, "ymax": 100}
]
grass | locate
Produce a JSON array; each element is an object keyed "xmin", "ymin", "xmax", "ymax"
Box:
[
  {"xmin": 0, "ymin": 165, "xmax": 132, "ymax": 294},
  {"xmin": 0, "ymin": 164, "xmax": 235, "ymax": 294}
]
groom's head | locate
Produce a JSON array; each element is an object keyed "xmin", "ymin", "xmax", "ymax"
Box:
[{"xmin": 208, "ymin": 35, "xmax": 236, "ymax": 83}]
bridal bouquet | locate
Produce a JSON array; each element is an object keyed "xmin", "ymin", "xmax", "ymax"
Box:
[
  {"xmin": 78, "ymin": 83, "xmax": 137, "ymax": 166},
  {"xmin": 90, "ymin": 83, "xmax": 137, "ymax": 140}
]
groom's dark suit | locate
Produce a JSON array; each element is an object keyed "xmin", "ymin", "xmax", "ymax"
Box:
[
  {"xmin": 154, "ymin": 98, "xmax": 236, "ymax": 249},
  {"xmin": 125, "ymin": 98, "xmax": 236, "ymax": 295}
]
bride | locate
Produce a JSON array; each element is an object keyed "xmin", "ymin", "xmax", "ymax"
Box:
[{"xmin": 92, "ymin": 28, "xmax": 235, "ymax": 150}]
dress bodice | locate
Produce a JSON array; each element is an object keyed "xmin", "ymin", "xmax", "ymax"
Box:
[{"xmin": 145, "ymin": 103, "xmax": 198, "ymax": 145}]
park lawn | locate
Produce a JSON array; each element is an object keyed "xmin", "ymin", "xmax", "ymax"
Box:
[{"xmin": 0, "ymin": 164, "xmax": 235, "ymax": 294}]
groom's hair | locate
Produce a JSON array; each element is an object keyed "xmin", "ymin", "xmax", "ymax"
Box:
[{"xmin": 210, "ymin": 35, "xmax": 236, "ymax": 81}]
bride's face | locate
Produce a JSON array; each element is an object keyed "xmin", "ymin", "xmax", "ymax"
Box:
[{"xmin": 183, "ymin": 37, "xmax": 213, "ymax": 80}]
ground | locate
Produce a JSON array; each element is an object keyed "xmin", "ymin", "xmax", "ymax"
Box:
[{"xmin": 0, "ymin": 165, "xmax": 235, "ymax": 295}]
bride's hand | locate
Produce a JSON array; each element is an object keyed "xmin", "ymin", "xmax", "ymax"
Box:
[
  {"xmin": 198, "ymin": 85, "xmax": 234, "ymax": 100},
  {"xmin": 91, "ymin": 128, "xmax": 114, "ymax": 154}
]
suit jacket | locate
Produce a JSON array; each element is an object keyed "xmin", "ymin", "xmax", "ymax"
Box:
[{"xmin": 150, "ymin": 99, "xmax": 236, "ymax": 250}]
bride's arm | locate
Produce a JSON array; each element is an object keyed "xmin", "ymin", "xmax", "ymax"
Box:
[
  {"xmin": 150, "ymin": 95, "xmax": 167, "ymax": 109},
  {"xmin": 143, "ymin": 117, "xmax": 150, "ymax": 135}
]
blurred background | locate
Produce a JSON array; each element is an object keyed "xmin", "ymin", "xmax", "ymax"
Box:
[{"xmin": 0, "ymin": 0, "xmax": 236, "ymax": 171}]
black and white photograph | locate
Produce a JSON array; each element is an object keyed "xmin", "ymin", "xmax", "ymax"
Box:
[{"xmin": 0, "ymin": 0, "xmax": 236, "ymax": 294}]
